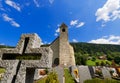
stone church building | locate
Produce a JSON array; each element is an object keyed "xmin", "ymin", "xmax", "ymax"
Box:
[{"xmin": 50, "ymin": 23, "xmax": 75, "ymax": 67}]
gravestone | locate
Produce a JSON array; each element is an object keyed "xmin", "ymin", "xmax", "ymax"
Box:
[
  {"xmin": 78, "ymin": 66, "xmax": 92, "ymax": 83},
  {"xmin": 0, "ymin": 33, "xmax": 53, "ymax": 83},
  {"xmin": 69, "ymin": 66, "xmax": 79, "ymax": 82},
  {"xmin": 101, "ymin": 67, "xmax": 111, "ymax": 79},
  {"xmin": 54, "ymin": 66, "xmax": 64, "ymax": 83}
]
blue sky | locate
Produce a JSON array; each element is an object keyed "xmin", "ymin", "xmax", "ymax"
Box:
[{"xmin": 0, "ymin": 0, "xmax": 120, "ymax": 46}]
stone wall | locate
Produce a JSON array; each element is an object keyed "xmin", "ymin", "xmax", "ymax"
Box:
[{"xmin": 50, "ymin": 38, "xmax": 59, "ymax": 66}]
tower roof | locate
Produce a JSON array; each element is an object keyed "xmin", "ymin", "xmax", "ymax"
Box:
[{"xmin": 60, "ymin": 23, "xmax": 68, "ymax": 28}]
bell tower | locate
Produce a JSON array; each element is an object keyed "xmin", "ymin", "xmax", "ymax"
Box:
[
  {"xmin": 59, "ymin": 23, "xmax": 68, "ymax": 43},
  {"xmin": 59, "ymin": 23, "xmax": 75, "ymax": 66}
]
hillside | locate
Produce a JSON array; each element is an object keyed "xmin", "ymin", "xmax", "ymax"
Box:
[{"xmin": 70, "ymin": 42, "xmax": 120, "ymax": 65}]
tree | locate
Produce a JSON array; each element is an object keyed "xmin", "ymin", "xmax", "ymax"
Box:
[
  {"xmin": 114, "ymin": 56, "xmax": 120, "ymax": 65},
  {"xmin": 91, "ymin": 56, "xmax": 96, "ymax": 61},
  {"xmin": 95, "ymin": 62, "xmax": 100, "ymax": 66},
  {"xmin": 100, "ymin": 61, "xmax": 105, "ymax": 66}
]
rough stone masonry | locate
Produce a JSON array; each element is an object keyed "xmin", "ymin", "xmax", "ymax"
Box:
[{"xmin": 0, "ymin": 33, "xmax": 53, "ymax": 83}]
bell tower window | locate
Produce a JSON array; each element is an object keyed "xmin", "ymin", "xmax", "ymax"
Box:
[{"xmin": 62, "ymin": 28, "xmax": 65, "ymax": 32}]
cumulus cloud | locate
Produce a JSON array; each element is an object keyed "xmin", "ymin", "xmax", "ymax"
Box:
[
  {"xmin": 76, "ymin": 22, "xmax": 85, "ymax": 28},
  {"xmin": 2, "ymin": 14, "xmax": 20, "ymax": 27},
  {"xmin": 72, "ymin": 39, "xmax": 78, "ymax": 43},
  {"xmin": 49, "ymin": 0, "xmax": 54, "ymax": 4},
  {"xmin": 89, "ymin": 35, "xmax": 120, "ymax": 45},
  {"xmin": 33, "ymin": 0, "xmax": 40, "ymax": 7},
  {"xmin": 5, "ymin": 0, "xmax": 21, "ymax": 11},
  {"xmin": 95, "ymin": 0, "xmax": 120, "ymax": 22},
  {"xmin": 70, "ymin": 20, "xmax": 78, "ymax": 26}
]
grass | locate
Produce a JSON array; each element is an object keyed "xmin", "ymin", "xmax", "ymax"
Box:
[
  {"xmin": 84, "ymin": 78, "xmax": 120, "ymax": 83},
  {"xmin": 64, "ymin": 68, "xmax": 75, "ymax": 83},
  {"xmin": 86, "ymin": 59, "xmax": 111, "ymax": 66}
]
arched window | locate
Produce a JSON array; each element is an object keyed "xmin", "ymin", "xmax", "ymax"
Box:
[
  {"xmin": 62, "ymin": 28, "xmax": 65, "ymax": 32},
  {"xmin": 54, "ymin": 58, "xmax": 59, "ymax": 66}
]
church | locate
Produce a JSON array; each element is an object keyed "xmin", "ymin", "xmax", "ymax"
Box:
[{"xmin": 50, "ymin": 23, "xmax": 75, "ymax": 67}]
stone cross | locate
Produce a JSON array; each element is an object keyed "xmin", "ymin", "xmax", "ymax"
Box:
[{"xmin": 0, "ymin": 33, "xmax": 53, "ymax": 83}]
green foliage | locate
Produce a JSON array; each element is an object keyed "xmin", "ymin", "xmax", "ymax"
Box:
[
  {"xmin": 45, "ymin": 71, "xmax": 59, "ymax": 83},
  {"xmin": 86, "ymin": 59, "xmax": 111, "ymax": 66},
  {"xmin": 71, "ymin": 42, "xmax": 120, "ymax": 65},
  {"xmin": 64, "ymin": 68, "xmax": 75, "ymax": 83},
  {"xmin": 114, "ymin": 56, "xmax": 120, "ymax": 65},
  {"xmin": 91, "ymin": 56, "xmax": 96, "ymax": 61},
  {"xmin": 0, "ymin": 68, "xmax": 5, "ymax": 81},
  {"xmin": 34, "ymin": 77, "xmax": 47, "ymax": 83},
  {"xmin": 35, "ymin": 71, "xmax": 59, "ymax": 83},
  {"xmin": 84, "ymin": 78, "xmax": 120, "ymax": 83},
  {"xmin": 0, "ymin": 68, "xmax": 5, "ymax": 74}
]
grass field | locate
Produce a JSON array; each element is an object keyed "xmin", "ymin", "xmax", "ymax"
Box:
[{"xmin": 86, "ymin": 59, "xmax": 111, "ymax": 66}]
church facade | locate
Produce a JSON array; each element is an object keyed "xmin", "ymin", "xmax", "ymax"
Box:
[{"xmin": 50, "ymin": 23, "xmax": 75, "ymax": 67}]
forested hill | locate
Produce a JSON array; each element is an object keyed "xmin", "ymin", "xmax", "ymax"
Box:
[
  {"xmin": 70, "ymin": 42, "xmax": 120, "ymax": 65},
  {"xmin": 70, "ymin": 42, "xmax": 120, "ymax": 55}
]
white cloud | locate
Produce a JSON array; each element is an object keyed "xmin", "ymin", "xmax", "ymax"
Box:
[
  {"xmin": 2, "ymin": 14, "xmax": 20, "ymax": 27},
  {"xmin": 5, "ymin": 0, "xmax": 21, "ymax": 11},
  {"xmin": 54, "ymin": 28, "xmax": 60, "ymax": 37},
  {"xmin": 70, "ymin": 20, "xmax": 78, "ymax": 26},
  {"xmin": 95, "ymin": 0, "xmax": 120, "ymax": 22},
  {"xmin": 89, "ymin": 35, "xmax": 120, "ymax": 45},
  {"xmin": 76, "ymin": 22, "xmax": 85, "ymax": 28},
  {"xmin": 49, "ymin": 0, "xmax": 54, "ymax": 4},
  {"xmin": 55, "ymin": 28, "xmax": 60, "ymax": 33},
  {"xmin": 33, "ymin": 0, "xmax": 40, "ymax": 7},
  {"xmin": 70, "ymin": 20, "xmax": 85, "ymax": 28},
  {"xmin": 72, "ymin": 39, "xmax": 78, "ymax": 43}
]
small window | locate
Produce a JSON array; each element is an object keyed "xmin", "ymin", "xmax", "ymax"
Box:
[{"xmin": 62, "ymin": 28, "xmax": 65, "ymax": 32}]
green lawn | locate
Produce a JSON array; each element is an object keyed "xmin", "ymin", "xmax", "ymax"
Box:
[
  {"xmin": 86, "ymin": 59, "xmax": 111, "ymax": 66},
  {"xmin": 64, "ymin": 68, "xmax": 75, "ymax": 83}
]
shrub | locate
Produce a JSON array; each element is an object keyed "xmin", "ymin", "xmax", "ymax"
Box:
[
  {"xmin": 64, "ymin": 68, "xmax": 75, "ymax": 83},
  {"xmin": 45, "ymin": 71, "xmax": 59, "ymax": 83}
]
